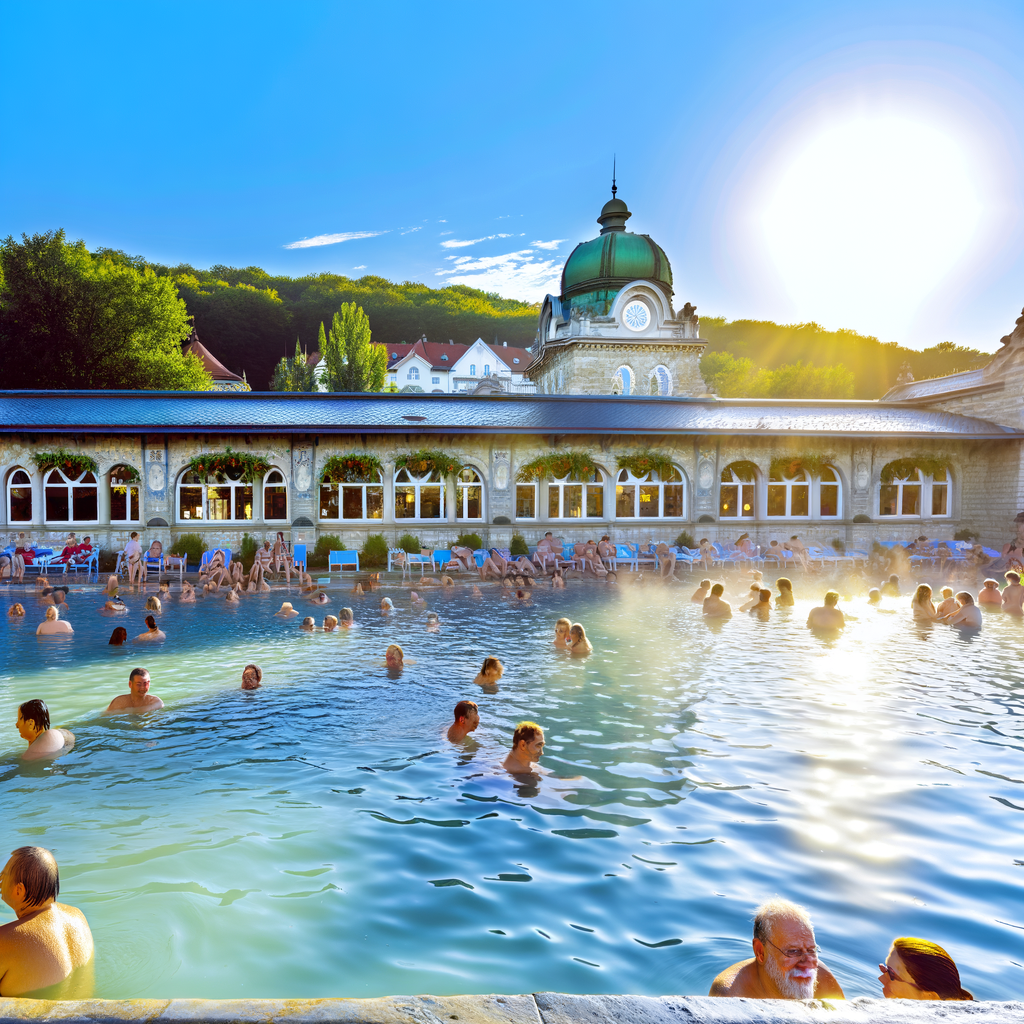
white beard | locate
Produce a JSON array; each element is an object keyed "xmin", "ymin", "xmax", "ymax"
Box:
[{"xmin": 765, "ymin": 953, "xmax": 817, "ymax": 999}]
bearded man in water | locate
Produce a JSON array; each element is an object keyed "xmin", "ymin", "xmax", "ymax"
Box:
[{"xmin": 709, "ymin": 898, "xmax": 844, "ymax": 1000}]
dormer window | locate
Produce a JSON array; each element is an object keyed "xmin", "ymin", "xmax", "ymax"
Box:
[
  {"xmin": 391, "ymin": 352, "xmax": 397, "ymax": 359},
  {"xmin": 513, "ymin": 358, "xmax": 519, "ymax": 364},
  {"xmin": 441, "ymin": 354, "xmax": 448, "ymax": 361}
]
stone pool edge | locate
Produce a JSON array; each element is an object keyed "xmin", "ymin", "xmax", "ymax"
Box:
[{"xmin": 2, "ymin": 993, "xmax": 1023, "ymax": 1024}]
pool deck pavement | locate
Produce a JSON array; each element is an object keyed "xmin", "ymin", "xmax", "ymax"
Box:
[{"xmin": 1, "ymin": 993, "xmax": 1022, "ymax": 1024}]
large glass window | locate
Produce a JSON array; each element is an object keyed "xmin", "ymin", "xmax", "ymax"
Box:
[
  {"xmin": 819, "ymin": 466, "xmax": 840, "ymax": 517},
  {"xmin": 110, "ymin": 465, "xmax": 140, "ymax": 523},
  {"xmin": 176, "ymin": 467, "xmax": 253, "ymax": 522},
  {"xmin": 319, "ymin": 468, "xmax": 383, "ymax": 521},
  {"xmin": 516, "ymin": 483, "xmax": 536, "ymax": 519},
  {"xmin": 767, "ymin": 468, "xmax": 809, "ymax": 517},
  {"xmin": 457, "ymin": 467, "xmax": 483, "ymax": 520},
  {"xmin": 719, "ymin": 462, "xmax": 757, "ymax": 519},
  {"xmin": 394, "ymin": 468, "xmax": 445, "ymax": 520},
  {"xmin": 612, "ymin": 366, "xmax": 633, "ymax": 395},
  {"xmin": 6, "ymin": 468, "xmax": 33, "ymax": 522},
  {"xmin": 615, "ymin": 466, "xmax": 685, "ymax": 519},
  {"xmin": 44, "ymin": 468, "xmax": 98, "ymax": 523},
  {"xmin": 548, "ymin": 469, "xmax": 605, "ymax": 519},
  {"xmin": 264, "ymin": 469, "xmax": 288, "ymax": 521},
  {"xmin": 879, "ymin": 464, "xmax": 949, "ymax": 518}
]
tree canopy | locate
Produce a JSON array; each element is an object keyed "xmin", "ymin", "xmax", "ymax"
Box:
[
  {"xmin": 323, "ymin": 303, "xmax": 387, "ymax": 392},
  {"xmin": 700, "ymin": 351, "xmax": 855, "ymax": 398},
  {"xmin": 0, "ymin": 231, "xmax": 210, "ymax": 390}
]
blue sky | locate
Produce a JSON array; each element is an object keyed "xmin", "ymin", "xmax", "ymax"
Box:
[{"xmin": 3, "ymin": 0, "xmax": 1024, "ymax": 351}]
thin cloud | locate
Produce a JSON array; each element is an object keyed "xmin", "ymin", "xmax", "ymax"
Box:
[
  {"xmin": 531, "ymin": 239, "xmax": 567, "ymax": 250},
  {"xmin": 439, "ymin": 230, "xmax": 454, "ymax": 236},
  {"xmin": 437, "ymin": 248, "xmax": 563, "ymax": 302},
  {"xmin": 284, "ymin": 230, "xmax": 387, "ymax": 249},
  {"xmin": 440, "ymin": 232, "xmax": 514, "ymax": 249},
  {"xmin": 400, "ymin": 226, "xmax": 422, "ymax": 235},
  {"xmin": 353, "ymin": 265, "xmax": 367, "ymax": 270}
]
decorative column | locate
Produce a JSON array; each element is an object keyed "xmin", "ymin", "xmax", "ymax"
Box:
[{"xmin": 382, "ymin": 462, "xmax": 395, "ymax": 524}]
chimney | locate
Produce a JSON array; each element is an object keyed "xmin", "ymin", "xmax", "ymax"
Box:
[{"xmin": 503, "ymin": 341, "xmax": 507, "ymax": 346}]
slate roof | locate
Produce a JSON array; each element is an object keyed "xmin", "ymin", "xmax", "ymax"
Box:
[
  {"xmin": 1, "ymin": 391, "xmax": 1019, "ymax": 439},
  {"xmin": 183, "ymin": 340, "xmax": 243, "ymax": 382},
  {"xmin": 385, "ymin": 340, "xmax": 533, "ymax": 372},
  {"xmin": 881, "ymin": 369, "xmax": 993, "ymax": 402}
]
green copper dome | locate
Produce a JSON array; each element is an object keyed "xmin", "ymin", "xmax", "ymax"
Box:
[{"xmin": 560, "ymin": 195, "xmax": 673, "ymax": 306}]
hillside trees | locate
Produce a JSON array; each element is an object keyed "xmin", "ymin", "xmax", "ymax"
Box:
[
  {"xmin": 0, "ymin": 231, "xmax": 210, "ymax": 390},
  {"xmin": 700, "ymin": 351, "xmax": 855, "ymax": 398},
  {"xmin": 270, "ymin": 340, "xmax": 317, "ymax": 392},
  {"xmin": 323, "ymin": 302, "xmax": 388, "ymax": 392}
]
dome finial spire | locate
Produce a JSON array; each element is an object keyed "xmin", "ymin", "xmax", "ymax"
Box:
[{"xmin": 611, "ymin": 155, "xmax": 617, "ymax": 198}]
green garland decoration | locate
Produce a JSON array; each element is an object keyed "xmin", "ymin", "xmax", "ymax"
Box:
[
  {"xmin": 110, "ymin": 465, "xmax": 141, "ymax": 485},
  {"xmin": 516, "ymin": 450, "xmax": 597, "ymax": 483},
  {"xmin": 879, "ymin": 456, "xmax": 951, "ymax": 484},
  {"xmin": 394, "ymin": 449, "xmax": 465, "ymax": 478},
  {"xmin": 31, "ymin": 448, "xmax": 98, "ymax": 477},
  {"xmin": 768, "ymin": 452, "xmax": 838, "ymax": 479},
  {"xmin": 319, "ymin": 453, "xmax": 383, "ymax": 484},
  {"xmin": 616, "ymin": 448, "xmax": 676, "ymax": 480},
  {"xmin": 186, "ymin": 447, "xmax": 270, "ymax": 483}
]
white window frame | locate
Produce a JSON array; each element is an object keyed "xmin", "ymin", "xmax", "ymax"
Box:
[
  {"xmin": 6, "ymin": 467, "xmax": 33, "ymax": 524},
  {"xmin": 652, "ymin": 365, "xmax": 671, "ymax": 395},
  {"xmin": 515, "ymin": 482, "xmax": 537, "ymax": 520},
  {"xmin": 719, "ymin": 462, "xmax": 756, "ymax": 519},
  {"xmin": 431, "ymin": 376, "xmax": 440, "ymax": 385},
  {"xmin": 263, "ymin": 468, "xmax": 289, "ymax": 523},
  {"xmin": 176, "ymin": 468, "xmax": 254, "ymax": 524},
  {"xmin": 319, "ymin": 469, "xmax": 384, "ymax": 522},
  {"xmin": 878, "ymin": 466, "xmax": 950, "ymax": 519},
  {"xmin": 44, "ymin": 467, "xmax": 99, "ymax": 524},
  {"xmin": 394, "ymin": 467, "xmax": 446, "ymax": 521},
  {"xmin": 615, "ymin": 466, "xmax": 686, "ymax": 519},
  {"xmin": 456, "ymin": 466, "xmax": 484, "ymax": 521},
  {"xmin": 612, "ymin": 365, "xmax": 633, "ymax": 395},
  {"xmin": 547, "ymin": 469, "xmax": 606, "ymax": 519},
  {"xmin": 818, "ymin": 466, "xmax": 842, "ymax": 519},
  {"xmin": 109, "ymin": 464, "xmax": 141, "ymax": 524},
  {"xmin": 767, "ymin": 468, "xmax": 810, "ymax": 519},
  {"xmin": 407, "ymin": 367, "xmax": 420, "ymax": 381}
]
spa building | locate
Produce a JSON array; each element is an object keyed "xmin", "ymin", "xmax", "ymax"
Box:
[{"xmin": 3, "ymin": 192, "xmax": 1024, "ymax": 559}]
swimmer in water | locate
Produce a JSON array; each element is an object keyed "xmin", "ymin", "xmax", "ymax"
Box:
[
  {"xmin": 691, "ymin": 579, "xmax": 711, "ymax": 603},
  {"xmin": 299, "ymin": 616, "xmax": 316, "ymax": 631},
  {"xmin": 568, "ymin": 623, "xmax": 592, "ymax": 656},
  {"xmin": 410, "ymin": 591, "xmax": 425, "ymax": 606},
  {"xmin": 144, "ymin": 596, "xmax": 162, "ymax": 612},
  {"xmin": 385, "ymin": 644, "xmax": 404, "ymax": 669},
  {"xmin": 738, "ymin": 583, "xmax": 762, "ymax": 613},
  {"xmin": 946, "ymin": 592, "xmax": 982, "ymax": 629},
  {"xmin": 775, "ymin": 578, "xmax": 795, "ymax": 607},
  {"xmin": 978, "ymin": 578, "xmax": 1002, "ymax": 607},
  {"xmin": 935, "ymin": 587, "xmax": 958, "ymax": 618},
  {"xmin": 554, "ymin": 617, "xmax": 572, "ymax": 648},
  {"xmin": 241, "ymin": 664, "xmax": 262, "ymax": 690},
  {"xmin": 100, "ymin": 598, "xmax": 128, "ymax": 616},
  {"xmin": 352, "ymin": 582, "xmax": 364, "ymax": 596},
  {"xmin": 135, "ymin": 615, "xmax": 165, "ymax": 641},
  {"xmin": 103, "ymin": 575, "xmax": 119, "ymax": 596},
  {"xmin": 867, "ymin": 588, "xmax": 882, "ymax": 605},
  {"xmin": 472, "ymin": 656, "xmax": 504, "ymax": 690},
  {"xmin": 552, "ymin": 570, "xmax": 566, "ymax": 589},
  {"xmin": 426, "ymin": 611, "xmax": 440, "ymax": 630},
  {"xmin": 16, "ymin": 699, "xmax": 75, "ymax": 761},
  {"xmin": 806, "ymin": 591, "xmax": 845, "ymax": 630},
  {"xmin": 502, "ymin": 721, "xmax": 545, "ymax": 775},
  {"xmin": 275, "ymin": 602, "xmax": 298, "ymax": 619},
  {"xmin": 1001, "ymin": 571, "xmax": 1024, "ymax": 614},
  {"xmin": 225, "ymin": 590, "xmax": 240, "ymax": 604},
  {"xmin": 750, "ymin": 588, "xmax": 772, "ymax": 620},
  {"xmin": 339, "ymin": 607, "xmax": 354, "ymax": 625},
  {"xmin": 105, "ymin": 668, "xmax": 164, "ymax": 714},
  {"xmin": 9, "ymin": 603, "xmax": 25, "ymax": 617},
  {"xmin": 180, "ymin": 582, "xmax": 196, "ymax": 603},
  {"xmin": 37, "ymin": 606, "xmax": 73, "ymax": 635},
  {"xmin": 380, "ymin": 597, "xmax": 394, "ymax": 614},
  {"xmin": 703, "ymin": 583, "xmax": 732, "ymax": 619},
  {"xmin": 323, "ymin": 615, "xmax": 338, "ymax": 632},
  {"xmin": 447, "ymin": 700, "xmax": 479, "ymax": 743},
  {"xmin": 310, "ymin": 591, "xmax": 329, "ymax": 605},
  {"xmin": 911, "ymin": 584, "xmax": 938, "ymax": 622},
  {"xmin": 881, "ymin": 574, "xmax": 901, "ymax": 598},
  {"xmin": 108, "ymin": 626, "xmax": 128, "ymax": 645}
]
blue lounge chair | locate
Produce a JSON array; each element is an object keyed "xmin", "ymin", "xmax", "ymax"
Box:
[
  {"xmin": 328, "ymin": 550, "xmax": 360, "ymax": 572},
  {"xmin": 292, "ymin": 544, "xmax": 307, "ymax": 573}
]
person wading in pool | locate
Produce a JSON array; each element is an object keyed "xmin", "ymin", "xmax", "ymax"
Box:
[
  {"xmin": 502, "ymin": 721, "xmax": 546, "ymax": 775},
  {"xmin": 104, "ymin": 668, "xmax": 164, "ymax": 713},
  {"xmin": 15, "ymin": 700, "xmax": 74, "ymax": 762},
  {"xmin": 709, "ymin": 898, "xmax": 844, "ymax": 1000},
  {"xmin": 0, "ymin": 846, "xmax": 94, "ymax": 997},
  {"xmin": 702, "ymin": 582, "xmax": 733, "ymax": 619},
  {"xmin": 807, "ymin": 591, "xmax": 845, "ymax": 629},
  {"xmin": 447, "ymin": 700, "xmax": 479, "ymax": 742}
]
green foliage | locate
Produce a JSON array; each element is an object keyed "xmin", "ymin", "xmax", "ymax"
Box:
[
  {"xmin": 271, "ymin": 339, "xmax": 317, "ymax": 392},
  {"xmin": 110, "ymin": 464, "xmax": 140, "ymax": 484},
  {"xmin": 616, "ymin": 448, "xmax": 675, "ymax": 480},
  {"xmin": 456, "ymin": 532, "xmax": 484, "ymax": 550},
  {"xmin": 0, "ymin": 231, "xmax": 211, "ymax": 390},
  {"xmin": 879, "ymin": 457, "xmax": 950, "ymax": 484},
  {"xmin": 674, "ymin": 531, "xmax": 695, "ymax": 549},
  {"xmin": 239, "ymin": 532, "xmax": 259, "ymax": 570},
  {"xmin": 395, "ymin": 449, "xmax": 465, "ymax": 477},
  {"xmin": 701, "ymin": 351, "xmax": 854, "ymax": 399},
  {"xmin": 361, "ymin": 533, "xmax": 389, "ymax": 567},
  {"xmin": 319, "ymin": 453, "xmax": 383, "ymax": 484},
  {"xmin": 31, "ymin": 448, "xmax": 98, "ymax": 477},
  {"xmin": 516, "ymin": 450, "xmax": 596, "ymax": 482},
  {"xmin": 768, "ymin": 452, "xmax": 838, "ymax": 478},
  {"xmin": 311, "ymin": 534, "xmax": 345, "ymax": 567},
  {"xmin": 170, "ymin": 532, "xmax": 207, "ymax": 568},
  {"xmin": 700, "ymin": 317, "xmax": 988, "ymax": 399},
  {"xmin": 509, "ymin": 533, "xmax": 529, "ymax": 556},
  {"xmin": 397, "ymin": 532, "xmax": 422, "ymax": 553},
  {"xmin": 324, "ymin": 302, "xmax": 388, "ymax": 392},
  {"xmin": 954, "ymin": 528, "xmax": 980, "ymax": 542},
  {"xmin": 186, "ymin": 447, "xmax": 270, "ymax": 483}
]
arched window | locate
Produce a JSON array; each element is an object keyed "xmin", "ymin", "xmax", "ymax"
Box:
[
  {"xmin": 45, "ymin": 468, "xmax": 98, "ymax": 523},
  {"xmin": 408, "ymin": 367, "xmax": 420, "ymax": 381},
  {"xmin": 615, "ymin": 466, "xmax": 685, "ymax": 518},
  {"xmin": 819, "ymin": 466, "xmax": 840, "ymax": 517},
  {"xmin": 457, "ymin": 467, "xmax": 483, "ymax": 520},
  {"xmin": 176, "ymin": 467, "xmax": 253, "ymax": 522},
  {"xmin": 719, "ymin": 461, "xmax": 757, "ymax": 519},
  {"xmin": 484, "ymin": 364, "xmax": 491, "ymax": 377},
  {"xmin": 767, "ymin": 467, "xmax": 809, "ymax": 517},
  {"xmin": 394, "ymin": 467, "xmax": 445, "ymax": 520},
  {"xmin": 652, "ymin": 365, "xmax": 671, "ymax": 395},
  {"xmin": 879, "ymin": 463, "xmax": 950, "ymax": 518},
  {"xmin": 470, "ymin": 364, "xmax": 477, "ymax": 376},
  {"xmin": 320, "ymin": 466, "xmax": 383, "ymax": 521},
  {"xmin": 6, "ymin": 468, "xmax": 32, "ymax": 522},
  {"xmin": 612, "ymin": 366, "xmax": 633, "ymax": 396},
  {"xmin": 548, "ymin": 468, "xmax": 605, "ymax": 519},
  {"xmin": 110, "ymin": 465, "xmax": 140, "ymax": 523},
  {"xmin": 263, "ymin": 469, "xmax": 288, "ymax": 521}
]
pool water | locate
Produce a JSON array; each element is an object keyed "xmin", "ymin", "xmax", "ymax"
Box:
[{"xmin": 1, "ymin": 577, "xmax": 1023, "ymax": 1001}]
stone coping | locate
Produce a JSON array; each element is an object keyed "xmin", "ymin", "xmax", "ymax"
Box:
[{"xmin": 1, "ymin": 993, "xmax": 1022, "ymax": 1024}]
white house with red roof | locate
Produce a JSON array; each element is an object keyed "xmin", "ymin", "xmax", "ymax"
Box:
[{"xmin": 385, "ymin": 337, "xmax": 534, "ymax": 393}]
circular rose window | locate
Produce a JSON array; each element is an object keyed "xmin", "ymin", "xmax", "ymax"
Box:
[{"xmin": 623, "ymin": 300, "xmax": 650, "ymax": 332}]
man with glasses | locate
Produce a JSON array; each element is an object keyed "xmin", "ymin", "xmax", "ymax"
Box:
[{"xmin": 709, "ymin": 898, "xmax": 844, "ymax": 999}]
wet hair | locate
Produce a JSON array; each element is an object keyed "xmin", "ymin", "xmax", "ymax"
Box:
[
  {"xmin": 753, "ymin": 897, "xmax": 812, "ymax": 945},
  {"xmin": 108, "ymin": 627, "xmax": 128, "ymax": 645},
  {"xmin": 9, "ymin": 603, "xmax": 25, "ymax": 616},
  {"xmin": 569, "ymin": 623, "xmax": 587, "ymax": 641},
  {"xmin": 868, "ymin": 589, "xmax": 881, "ymax": 603},
  {"xmin": 243, "ymin": 664, "xmax": 263, "ymax": 683},
  {"xmin": 44, "ymin": 605, "xmax": 58, "ymax": 620},
  {"xmin": 700, "ymin": 579, "xmax": 711, "ymax": 588},
  {"xmin": 481, "ymin": 656, "xmax": 502, "ymax": 676},
  {"xmin": 380, "ymin": 597, "xmax": 394, "ymax": 610},
  {"xmin": 941, "ymin": 587, "xmax": 953, "ymax": 598},
  {"xmin": 339, "ymin": 607, "xmax": 354, "ymax": 622},
  {"xmin": 301, "ymin": 616, "xmax": 315, "ymax": 626},
  {"xmin": 555, "ymin": 617, "xmax": 571, "ymax": 633},
  {"xmin": 711, "ymin": 583, "xmax": 724, "ymax": 596},
  {"xmin": 824, "ymin": 591, "xmax": 839, "ymax": 607},
  {"xmin": 386, "ymin": 643, "xmax": 404, "ymax": 664},
  {"xmin": 955, "ymin": 592, "xmax": 974, "ymax": 605},
  {"xmin": 19, "ymin": 699, "xmax": 50, "ymax": 732},
  {"xmin": 145, "ymin": 615, "xmax": 157, "ymax": 630},
  {"xmin": 758, "ymin": 589, "xmax": 771, "ymax": 603},
  {"xmin": 512, "ymin": 720, "xmax": 542, "ymax": 747},
  {"xmin": 129, "ymin": 667, "xmax": 147, "ymax": 683},
  {"xmin": 453, "ymin": 700, "xmax": 478, "ymax": 721},
  {"xmin": 892, "ymin": 937, "xmax": 973, "ymax": 1000},
  {"xmin": 1005, "ymin": 571, "xmax": 1020, "ymax": 583},
  {"xmin": 6, "ymin": 847, "xmax": 59, "ymax": 908},
  {"xmin": 913, "ymin": 584, "xmax": 933, "ymax": 605},
  {"xmin": 777, "ymin": 578, "xmax": 792, "ymax": 591},
  {"xmin": 145, "ymin": 596, "xmax": 161, "ymax": 611},
  {"xmin": 324, "ymin": 615, "xmax": 338, "ymax": 629}
]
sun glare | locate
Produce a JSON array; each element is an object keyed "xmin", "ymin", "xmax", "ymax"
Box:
[{"xmin": 761, "ymin": 116, "xmax": 983, "ymax": 337}]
